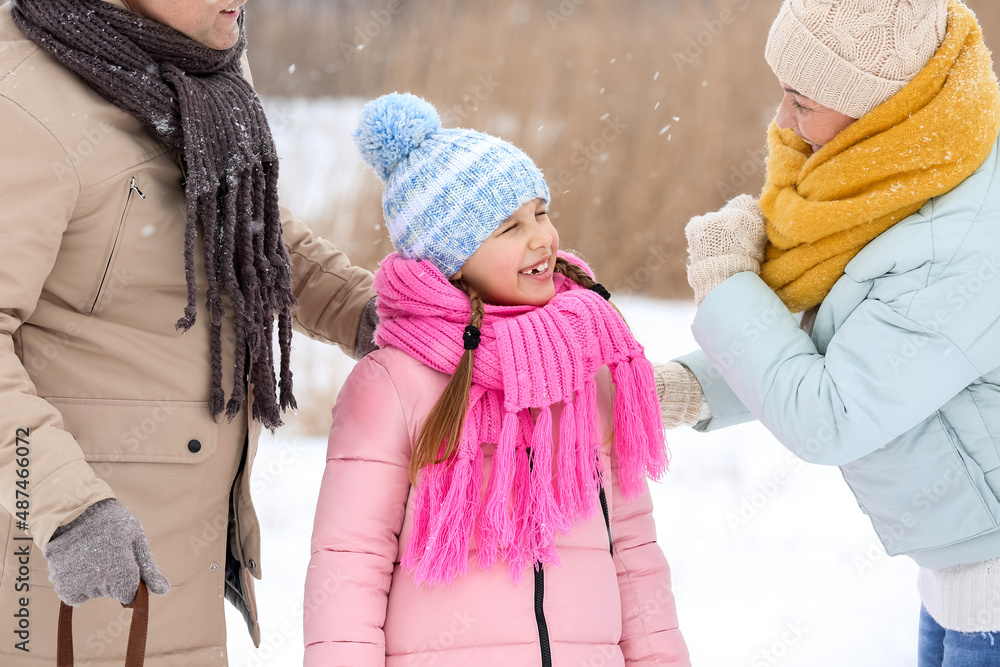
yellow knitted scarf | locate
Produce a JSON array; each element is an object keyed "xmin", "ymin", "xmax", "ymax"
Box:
[{"xmin": 759, "ymin": 0, "xmax": 1000, "ymax": 313}]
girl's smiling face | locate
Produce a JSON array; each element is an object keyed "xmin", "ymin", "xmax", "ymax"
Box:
[
  {"xmin": 775, "ymin": 80, "xmax": 857, "ymax": 151},
  {"xmin": 451, "ymin": 198, "xmax": 558, "ymax": 307}
]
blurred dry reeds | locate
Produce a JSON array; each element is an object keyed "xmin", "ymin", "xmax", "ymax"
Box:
[{"xmin": 248, "ymin": 0, "xmax": 1000, "ymax": 299}]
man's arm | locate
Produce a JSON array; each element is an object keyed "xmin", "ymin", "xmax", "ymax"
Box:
[
  {"xmin": 281, "ymin": 205, "xmax": 376, "ymax": 359},
  {"xmin": 0, "ymin": 96, "xmax": 116, "ymax": 548}
]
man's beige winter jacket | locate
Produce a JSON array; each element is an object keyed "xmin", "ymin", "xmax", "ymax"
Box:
[{"xmin": 0, "ymin": 1, "xmax": 374, "ymax": 663}]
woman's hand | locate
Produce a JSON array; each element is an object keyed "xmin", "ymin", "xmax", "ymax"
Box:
[
  {"xmin": 685, "ymin": 194, "xmax": 768, "ymax": 306},
  {"xmin": 652, "ymin": 362, "xmax": 707, "ymax": 429}
]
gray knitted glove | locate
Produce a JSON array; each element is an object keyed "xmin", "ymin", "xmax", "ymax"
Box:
[
  {"xmin": 686, "ymin": 194, "xmax": 768, "ymax": 306},
  {"xmin": 653, "ymin": 362, "xmax": 707, "ymax": 428},
  {"xmin": 43, "ymin": 499, "xmax": 170, "ymax": 606},
  {"xmin": 354, "ymin": 296, "xmax": 380, "ymax": 360}
]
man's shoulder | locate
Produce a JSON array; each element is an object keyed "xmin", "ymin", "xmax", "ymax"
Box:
[
  {"xmin": 0, "ymin": 5, "xmax": 101, "ymax": 110},
  {"xmin": 0, "ymin": 5, "xmax": 172, "ymax": 185},
  {"xmin": 0, "ymin": 3, "xmax": 43, "ymax": 86}
]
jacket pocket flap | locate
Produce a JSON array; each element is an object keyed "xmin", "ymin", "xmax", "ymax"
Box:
[
  {"xmin": 842, "ymin": 413, "xmax": 1000, "ymax": 556},
  {"xmin": 44, "ymin": 397, "xmax": 218, "ymax": 464}
]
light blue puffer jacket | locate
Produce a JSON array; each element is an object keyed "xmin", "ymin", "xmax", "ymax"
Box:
[{"xmin": 679, "ymin": 138, "xmax": 1000, "ymax": 570}]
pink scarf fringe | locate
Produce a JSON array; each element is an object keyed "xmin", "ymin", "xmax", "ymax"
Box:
[{"xmin": 374, "ymin": 252, "xmax": 667, "ymax": 585}]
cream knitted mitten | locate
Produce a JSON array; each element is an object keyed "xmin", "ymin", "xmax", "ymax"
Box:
[
  {"xmin": 686, "ymin": 194, "xmax": 768, "ymax": 306},
  {"xmin": 653, "ymin": 362, "xmax": 706, "ymax": 429}
]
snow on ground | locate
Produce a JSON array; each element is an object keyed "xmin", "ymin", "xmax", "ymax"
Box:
[{"xmin": 225, "ymin": 299, "xmax": 919, "ymax": 667}]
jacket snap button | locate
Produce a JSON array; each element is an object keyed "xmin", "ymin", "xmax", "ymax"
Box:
[
  {"xmin": 187, "ymin": 439, "xmax": 202, "ymax": 453},
  {"xmin": 210, "ymin": 563, "xmax": 219, "ymax": 572},
  {"xmin": 248, "ymin": 559, "xmax": 256, "ymax": 571}
]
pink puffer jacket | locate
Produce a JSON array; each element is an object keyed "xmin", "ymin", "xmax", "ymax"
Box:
[{"xmin": 304, "ymin": 346, "xmax": 690, "ymax": 667}]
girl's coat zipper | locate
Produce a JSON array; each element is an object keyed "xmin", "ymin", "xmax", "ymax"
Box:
[
  {"xmin": 534, "ymin": 565, "xmax": 552, "ymax": 667},
  {"xmin": 528, "ymin": 433, "xmax": 614, "ymax": 667}
]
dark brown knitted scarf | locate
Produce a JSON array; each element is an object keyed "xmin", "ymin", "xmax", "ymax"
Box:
[{"xmin": 12, "ymin": 0, "xmax": 296, "ymax": 429}]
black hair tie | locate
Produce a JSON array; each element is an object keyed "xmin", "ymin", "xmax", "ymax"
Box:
[
  {"xmin": 589, "ymin": 283, "xmax": 612, "ymax": 300},
  {"xmin": 463, "ymin": 325, "xmax": 481, "ymax": 351}
]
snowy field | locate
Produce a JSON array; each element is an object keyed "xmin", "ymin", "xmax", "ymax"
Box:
[{"xmin": 223, "ymin": 99, "xmax": 920, "ymax": 666}]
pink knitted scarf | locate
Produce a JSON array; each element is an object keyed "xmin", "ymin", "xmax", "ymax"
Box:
[{"xmin": 374, "ymin": 252, "xmax": 667, "ymax": 585}]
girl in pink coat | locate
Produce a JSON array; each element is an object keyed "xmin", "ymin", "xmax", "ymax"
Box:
[{"xmin": 304, "ymin": 92, "xmax": 690, "ymax": 667}]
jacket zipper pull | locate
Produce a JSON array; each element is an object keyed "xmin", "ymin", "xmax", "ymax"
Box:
[{"xmin": 129, "ymin": 176, "xmax": 146, "ymax": 200}]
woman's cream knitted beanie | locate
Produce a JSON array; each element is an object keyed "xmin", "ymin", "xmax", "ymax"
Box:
[{"xmin": 765, "ymin": 0, "xmax": 949, "ymax": 119}]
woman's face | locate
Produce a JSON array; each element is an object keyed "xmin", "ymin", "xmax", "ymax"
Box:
[
  {"xmin": 451, "ymin": 199, "xmax": 559, "ymax": 307},
  {"xmin": 775, "ymin": 80, "xmax": 857, "ymax": 152},
  {"xmin": 125, "ymin": 0, "xmax": 245, "ymax": 50}
]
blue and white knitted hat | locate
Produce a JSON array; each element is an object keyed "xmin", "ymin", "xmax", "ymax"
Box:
[{"xmin": 354, "ymin": 92, "xmax": 550, "ymax": 277}]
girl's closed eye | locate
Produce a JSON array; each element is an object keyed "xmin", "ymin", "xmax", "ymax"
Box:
[{"xmin": 792, "ymin": 98, "xmax": 810, "ymax": 113}]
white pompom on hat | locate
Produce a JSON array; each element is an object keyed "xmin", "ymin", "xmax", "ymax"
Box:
[{"xmin": 765, "ymin": 0, "xmax": 949, "ymax": 119}]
